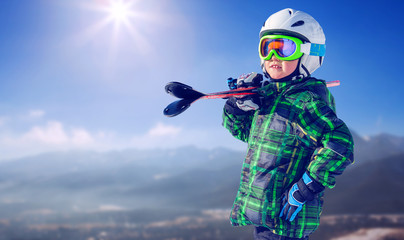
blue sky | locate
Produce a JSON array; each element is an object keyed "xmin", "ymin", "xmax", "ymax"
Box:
[{"xmin": 0, "ymin": 0, "xmax": 403, "ymax": 159}]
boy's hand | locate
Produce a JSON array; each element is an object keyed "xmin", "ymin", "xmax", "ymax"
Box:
[
  {"xmin": 279, "ymin": 183, "xmax": 306, "ymax": 221},
  {"xmin": 236, "ymin": 72, "xmax": 263, "ymax": 88},
  {"xmin": 280, "ymin": 172, "xmax": 324, "ymax": 222},
  {"xmin": 227, "ymin": 72, "xmax": 263, "ymax": 90},
  {"xmin": 228, "ymin": 72, "xmax": 263, "ymax": 111},
  {"xmin": 236, "ymin": 98, "xmax": 260, "ymax": 111}
]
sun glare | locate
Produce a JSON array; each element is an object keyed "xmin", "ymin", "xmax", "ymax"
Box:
[
  {"xmin": 108, "ymin": 0, "xmax": 131, "ymax": 22},
  {"xmin": 77, "ymin": 0, "xmax": 167, "ymax": 57}
]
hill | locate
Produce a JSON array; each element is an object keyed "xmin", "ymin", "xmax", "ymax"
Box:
[{"xmin": 0, "ymin": 132, "xmax": 403, "ymax": 219}]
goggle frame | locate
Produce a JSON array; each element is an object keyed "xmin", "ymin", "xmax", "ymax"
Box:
[
  {"xmin": 258, "ymin": 34, "xmax": 304, "ymax": 61},
  {"xmin": 258, "ymin": 34, "xmax": 325, "ymax": 61}
]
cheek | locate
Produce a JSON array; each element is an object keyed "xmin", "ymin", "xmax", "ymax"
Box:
[
  {"xmin": 283, "ymin": 60, "xmax": 299, "ymax": 74},
  {"xmin": 264, "ymin": 61, "xmax": 270, "ymax": 72}
]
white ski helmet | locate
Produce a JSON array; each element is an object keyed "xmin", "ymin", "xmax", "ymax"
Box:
[{"xmin": 259, "ymin": 8, "xmax": 326, "ymax": 79}]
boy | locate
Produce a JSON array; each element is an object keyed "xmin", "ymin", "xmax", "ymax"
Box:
[{"xmin": 222, "ymin": 8, "xmax": 354, "ymax": 240}]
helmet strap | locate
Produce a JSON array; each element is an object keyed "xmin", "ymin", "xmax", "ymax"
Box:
[{"xmin": 300, "ymin": 63, "xmax": 311, "ymax": 78}]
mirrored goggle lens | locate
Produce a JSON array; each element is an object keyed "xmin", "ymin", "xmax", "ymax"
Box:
[{"xmin": 260, "ymin": 38, "xmax": 297, "ymax": 58}]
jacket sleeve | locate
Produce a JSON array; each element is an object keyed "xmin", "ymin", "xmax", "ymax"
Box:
[
  {"xmin": 222, "ymin": 98, "xmax": 254, "ymax": 143},
  {"xmin": 298, "ymin": 97, "xmax": 354, "ymax": 189}
]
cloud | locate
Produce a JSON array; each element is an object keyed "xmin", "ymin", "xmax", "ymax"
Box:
[
  {"xmin": 22, "ymin": 121, "xmax": 69, "ymax": 144},
  {"xmin": 128, "ymin": 122, "xmax": 183, "ymax": 149},
  {"xmin": 28, "ymin": 110, "xmax": 45, "ymax": 119},
  {"xmin": 0, "ymin": 121, "xmax": 182, "ymax": 160},
  {"xmin": 147, "ymin": 122, "xmax": 181, "ymax": 137},
  {"xmin": 71, "ymin": 128, "xmax": 95, "ymax": 145},
  {"xmin": 0, "ymin": 120, "xmax": 101, "ymax": 160},
  {"xmin": 129, "ymin": 122, "xmax": 245, "ymax": 151},
  {"xmin": 0, "ymin": 119, "xmax": 244, "ymax": 161},
  {"xmin": 19, "ymin": 121, "xmax": 95, "ymax": 146}
]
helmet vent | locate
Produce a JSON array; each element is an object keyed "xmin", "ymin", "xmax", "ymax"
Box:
[{"xmin": 291, "ymin": 20, "xmax": 305, "ymax": 27}]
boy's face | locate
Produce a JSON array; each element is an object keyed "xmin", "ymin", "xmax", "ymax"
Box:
[{"xmin": 265, "ymin": 55, "xmax": 299, "ymax": 80}]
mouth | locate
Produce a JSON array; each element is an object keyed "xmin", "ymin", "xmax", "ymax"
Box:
[{"xmin": 270, "ymin": 64, "xmax": 282, "ymax": 69}]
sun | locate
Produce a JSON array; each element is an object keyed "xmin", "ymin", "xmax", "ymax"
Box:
[
  {"xmin": 77, "ymin": 0, "xmax": 160, "ymax": 56},
  {"xmin": 107, "ymin": 0, "xmax": 131, "ymax": 22}
]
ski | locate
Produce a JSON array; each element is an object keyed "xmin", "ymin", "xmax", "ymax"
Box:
[
  {"xmin": 163, "ymin": 98, "xmax": 195, "ymax": 117},
  {"xmin": 165, "ymin": 80, "xmax": 340, "ymax": 101},
  {"xmin": 165, "ymin": 82, "xmax": 204, "ymax": 100},
  {"xmin": 325, "ymin": 80, "xmax": 340, "ymax": 87},
  {"xmin": 163, "ymin": 80, "xmax": 340, "ymax": 117},
  {"xmin": 163, "ymin": 87, "xmax": 257, "ymax": 117},
  {"xmin": 165, "ymin": 81, "xmax": 258, "ymax": 100}
]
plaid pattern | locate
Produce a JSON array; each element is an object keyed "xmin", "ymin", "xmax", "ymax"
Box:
[{"xmin": 222, "ymin": 77, "xmax": 354, "ymax": 238}]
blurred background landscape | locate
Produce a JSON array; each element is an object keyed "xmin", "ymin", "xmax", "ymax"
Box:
[
  {"xmin": 0, "ymin": 131, "xmax": 403, "ymax": 239},
  {"xmin": 1, "ymin": 0, "xmax": 404, "ymax": 239}
]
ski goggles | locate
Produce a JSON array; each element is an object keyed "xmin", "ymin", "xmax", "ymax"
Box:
[{"xmin": 259, "ymin": 35, "xmax": 326, "ymax": 61}]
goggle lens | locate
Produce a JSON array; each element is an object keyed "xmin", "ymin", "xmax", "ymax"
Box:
[
  {"xmin": 259, "ymin": 35, "xmax": 305, "ymax": 61},
  {"xmin": 260, "ymin": 38, "xmax": 297, "ymax": 59}
]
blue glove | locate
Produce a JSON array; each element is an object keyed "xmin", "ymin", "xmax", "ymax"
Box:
[{"xmin": 280, "ymin": 172, "xmax": 325, "ymax": 222}]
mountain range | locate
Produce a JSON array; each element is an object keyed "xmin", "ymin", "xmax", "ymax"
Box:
[{"xmin": 0, "ymin": 131, "xmax": 403, "ymax": 220}]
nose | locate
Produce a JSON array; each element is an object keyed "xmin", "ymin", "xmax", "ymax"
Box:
[{"xmin": 270, "ymin": 54, "xmax": 280, "ymax": 61}]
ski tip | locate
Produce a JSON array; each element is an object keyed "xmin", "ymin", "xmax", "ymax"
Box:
[
  {"xmin": 165, "ymin": 81, "xmax": 203, "ymax": 99},
  {"xmin": 163, "ymin": 99, "xmax": 193, "ymax": 117},
  {"xmin": 326, "ymin": 80, "xmax": 340, "ymax": 88},
  {"xmin": 165, "ymin": 82, "xmax": 193, "ymax": 92}
]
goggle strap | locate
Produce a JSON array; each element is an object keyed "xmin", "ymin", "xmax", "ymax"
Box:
[{"xmin": 301, "ymin": 43, "xmax": 326, "ymax": 56}]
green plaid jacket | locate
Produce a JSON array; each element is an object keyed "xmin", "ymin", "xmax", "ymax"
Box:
[{"xmin": 222, "ymin": 77, "xmax": 354, "ymax": 238}]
